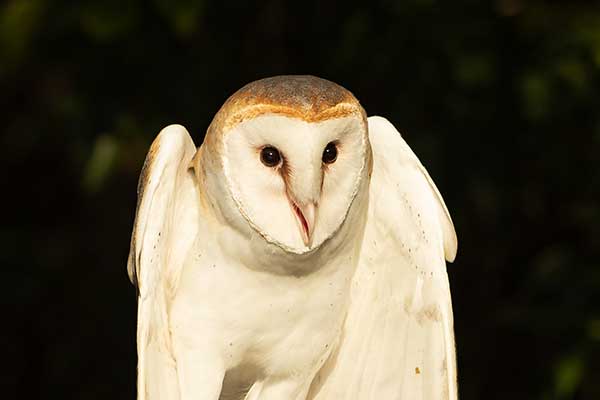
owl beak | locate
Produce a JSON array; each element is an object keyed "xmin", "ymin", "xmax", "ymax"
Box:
[{"xmin": 291, "ymin": 201, "xmax": 317, "ymax": 247}]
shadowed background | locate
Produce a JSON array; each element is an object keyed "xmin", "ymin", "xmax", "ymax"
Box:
[{"xmin": 3, "ymin": 0, "xmax": 600, "ymax": 399}]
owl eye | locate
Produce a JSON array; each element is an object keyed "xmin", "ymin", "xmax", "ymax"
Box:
[
  {"xmin": 322, "ymin": 142, "xmax": 338, "ymax": 164},
  {"xmin": 260, "ymin": 146, "xmax": 281, "ymax": 167}
]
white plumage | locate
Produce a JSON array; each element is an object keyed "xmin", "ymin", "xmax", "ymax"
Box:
[{"xmin": 127, "ymin": 76, "xmax": 458, "ymax": 400}]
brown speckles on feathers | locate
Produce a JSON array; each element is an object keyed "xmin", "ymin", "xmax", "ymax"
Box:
[{"xmin": 128, "ymin": 139, "xmax": 162, "ymax": 292}]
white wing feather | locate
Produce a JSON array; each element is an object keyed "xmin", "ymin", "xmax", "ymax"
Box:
[
  {"xmin": 127, "ymin": 125, "xmax": 199, "ymax": 400},
  {"xmin": 309, "ymin": 116, "xmax": 458, "ymax": 400}
]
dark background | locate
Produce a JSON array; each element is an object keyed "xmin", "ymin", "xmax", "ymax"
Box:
[{"xmin": 4, "ymin": 0, "xmax": 600, "ymax": 399}]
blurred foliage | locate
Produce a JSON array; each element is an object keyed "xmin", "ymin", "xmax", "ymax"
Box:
[{"xmin": 2, "ymin": 0, "xmax": 600, "ymax": 399}]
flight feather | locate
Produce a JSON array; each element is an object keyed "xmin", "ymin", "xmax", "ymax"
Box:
[
  {"xmin": 308, "ymin": 116, "xmax": 458, "ymax": 400},
  {"xmin": 127, "ymin": 125, "xmax": 199, "ymax": 400}
]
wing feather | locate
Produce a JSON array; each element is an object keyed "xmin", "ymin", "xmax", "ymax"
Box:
[
  {"xmin": 127, "ymin": 125, "xmax": 199, "ymax": 400},
  {"xmin": 309, "ymin": 116, "xmax": 458, "ymax": 400}
]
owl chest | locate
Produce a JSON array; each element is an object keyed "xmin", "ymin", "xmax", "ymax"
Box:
[{"xmin": 172, "ymin": 247, "xmax": 354, "ymax": 372}]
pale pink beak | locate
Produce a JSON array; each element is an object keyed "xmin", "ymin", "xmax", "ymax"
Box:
[{"xmin": 291, "ymin": 201, "xmax": 317, "ymax": 247}]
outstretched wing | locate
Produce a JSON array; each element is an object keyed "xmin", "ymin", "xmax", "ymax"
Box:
[
  {"xmin": 127, "ymin": 125, "xmax": 199, "ymax": 400},
  {"xmin": 309, "ymin": 116, "xmax": 458, "ymax": 400}
]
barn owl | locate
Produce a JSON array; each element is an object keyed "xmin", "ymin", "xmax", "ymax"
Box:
[{"xmin": 127, "ymin": 75, "xmax": 458, "ymax": 400}]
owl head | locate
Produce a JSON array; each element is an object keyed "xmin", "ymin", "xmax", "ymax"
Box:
[{"xmin": 197, "ymin": 75, "xmax": 371, "ymax": 255}]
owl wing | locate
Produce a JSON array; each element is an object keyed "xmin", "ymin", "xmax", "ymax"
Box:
[
  {"xmin": 127, "ymin": 125, "xmax": 200, "ymax": 400},
  {"xmin": 309, "ymin": 116, "xmax": 458, "ymax": 400}
]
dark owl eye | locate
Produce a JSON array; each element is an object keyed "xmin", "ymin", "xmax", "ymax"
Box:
[
  {"xmin": 260, "ymin": 146, "xmax": 281, "ymax": 167},
  {"xmin": 322, "ymin": 142, "xmax": 338, "ymax": 164}
]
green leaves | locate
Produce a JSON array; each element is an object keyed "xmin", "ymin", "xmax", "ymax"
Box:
[
  {"xmin": 83, "ymin": 134, "xmax": 119, "ymax": 193},
  {"xmin": 79, "ymin": 1, "xmax": 140, "ymax": 42},
  {"xmin": 554, "ymin": 353, "xmax": 585, "ymax": 399},
  {"xmin": 0, "ymin": 0, "xmax": 45, "ymax": 76},
  {"xmin": 154, "ymin": 0, "xmax": 204, "ymax": 37}
]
